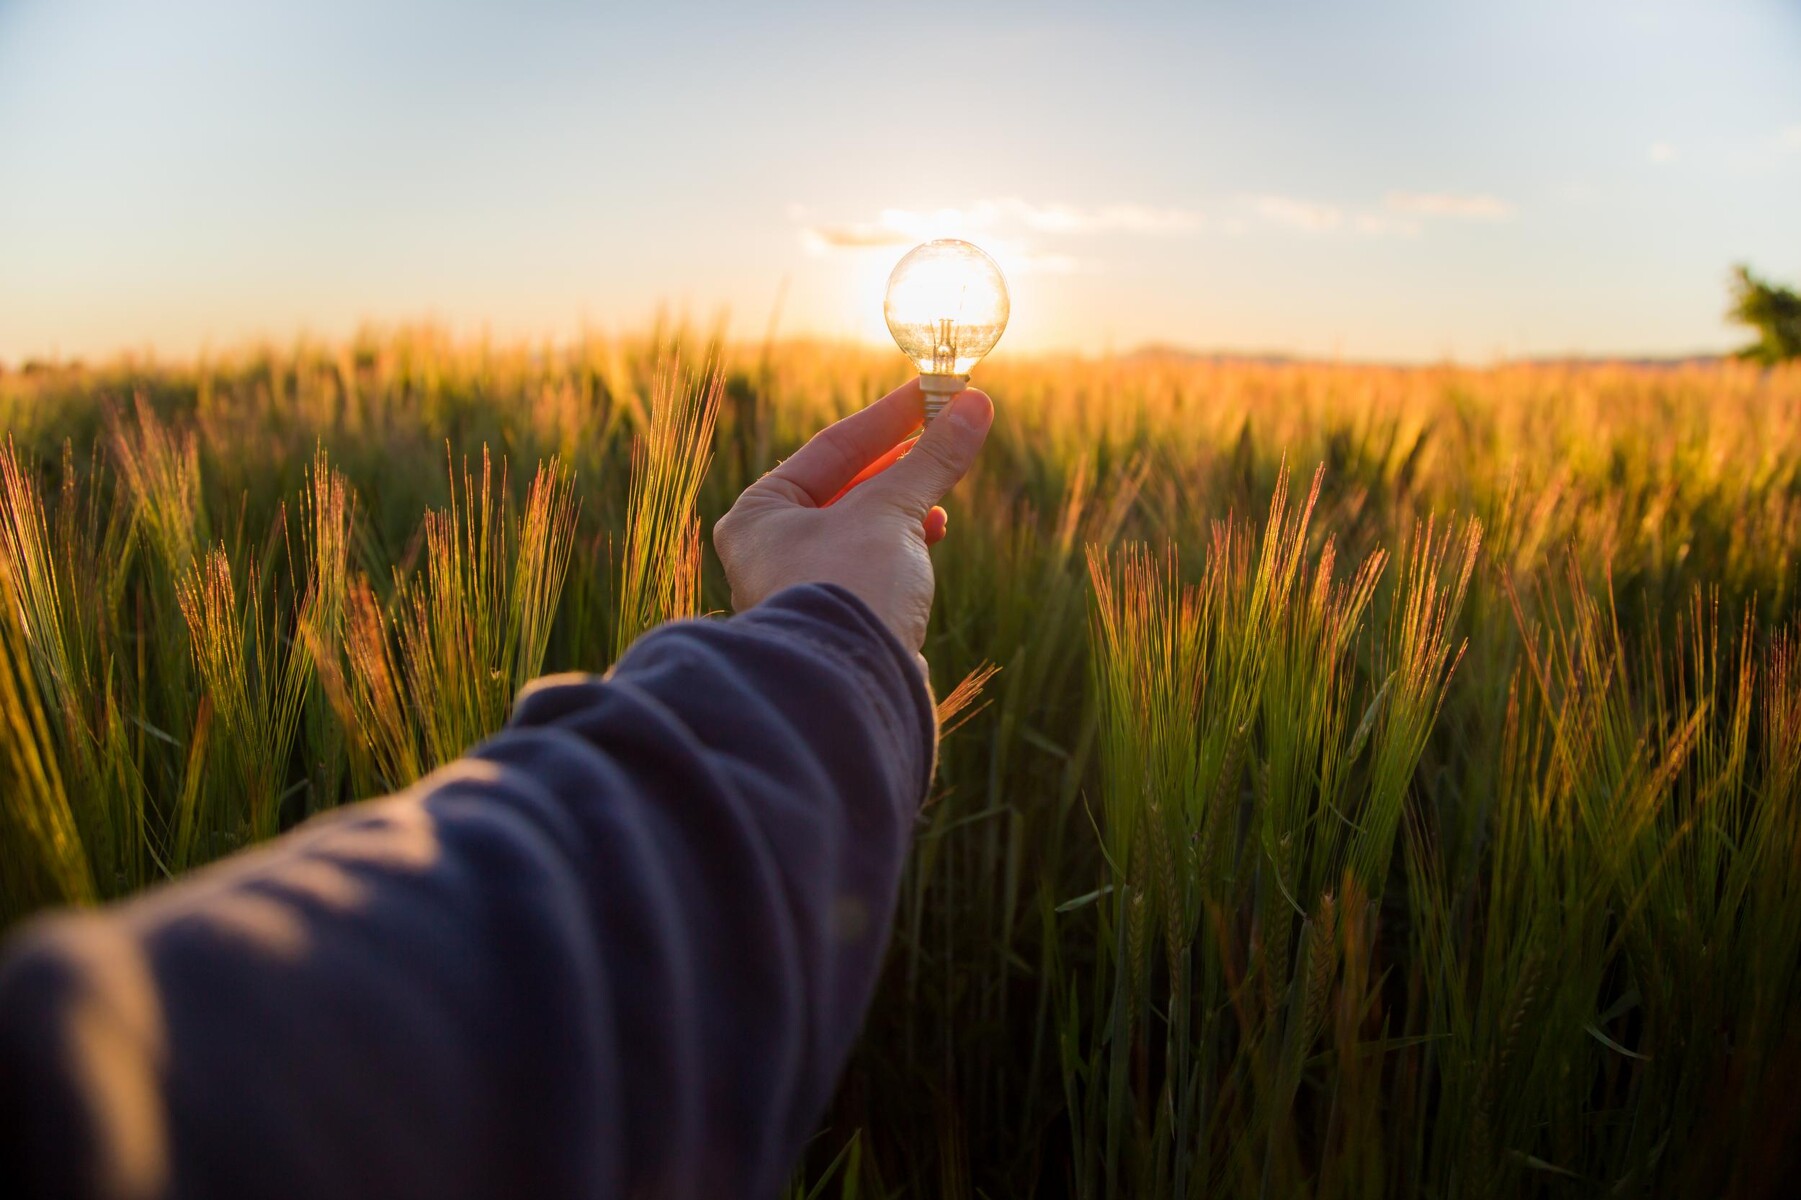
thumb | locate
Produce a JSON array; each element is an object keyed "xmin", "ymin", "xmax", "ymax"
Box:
[{"xmin": 864, "ymin": 389, "xmax": 994, "ymax": 518}]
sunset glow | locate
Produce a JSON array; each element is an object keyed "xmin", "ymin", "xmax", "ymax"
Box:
[{"xmin": 1, "ymin": 0, "xmax": 1797, "ymax": 363}]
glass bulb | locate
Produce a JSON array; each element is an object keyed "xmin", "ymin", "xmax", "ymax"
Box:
[{"xmin": 884, "ymin": 239, "xmax": 1009, "ymax": 408}]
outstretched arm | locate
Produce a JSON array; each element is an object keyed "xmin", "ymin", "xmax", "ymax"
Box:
[{"xmin": 0, "ymin": 381, "xmax": 995, "ymax": 1200}]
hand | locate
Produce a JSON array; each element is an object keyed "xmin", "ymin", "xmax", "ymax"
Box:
[{"xmin": 713, "ymin": 379, "xmax": 994, "ymax": 662}]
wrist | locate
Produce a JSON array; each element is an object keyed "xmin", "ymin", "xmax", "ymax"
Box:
[{"xmin": 745, "ymin": 583, "xmax": 938, "ymax": 794}]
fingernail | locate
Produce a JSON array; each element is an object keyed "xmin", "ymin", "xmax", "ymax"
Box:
[{"xmin": 947, "ymin": 391, "xmax": 990, "ymax": 432}]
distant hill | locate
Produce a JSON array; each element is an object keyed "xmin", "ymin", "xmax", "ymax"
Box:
[{"xmin": 1118, "ymin": 344, "xmax": 1732, "ymax": 370}]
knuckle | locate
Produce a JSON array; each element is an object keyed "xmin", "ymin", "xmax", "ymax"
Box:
[
  {"xmin": 749, "ymin": 475, "xmax": 812, "ymax": 508},
  {"xmin": 713, "ymin": 511, "xmax": 748, "ymax": 562}
]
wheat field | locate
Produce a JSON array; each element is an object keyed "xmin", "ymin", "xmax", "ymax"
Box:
[{"xmin": 2, "ymin": 331, "xmax": 1799, "ymax": 1197}]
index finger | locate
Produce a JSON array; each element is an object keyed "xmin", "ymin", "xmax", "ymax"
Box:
[{"xmin": 758, "ymin": 378, "xmax": 926, "ymax": 507}]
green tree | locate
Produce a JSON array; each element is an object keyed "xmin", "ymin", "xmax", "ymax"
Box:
[{"xmin": 1728, "ymin": 264, "xmax": 1801, "ymax": 364}]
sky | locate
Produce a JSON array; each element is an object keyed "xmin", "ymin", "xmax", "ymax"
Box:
[{"xmin": 1, "ymin": 0, "xmax": 1798, "ymax": 364}]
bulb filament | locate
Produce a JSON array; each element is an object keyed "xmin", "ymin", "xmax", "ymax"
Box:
[{"xmin": 932, "ymin": 317, "xmax": 959, "ymax": 375}]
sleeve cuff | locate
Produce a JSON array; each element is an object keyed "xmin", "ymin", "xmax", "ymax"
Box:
[{"xmin": 734, "ymin": 583, "xmax": 938, "ymax": 804}]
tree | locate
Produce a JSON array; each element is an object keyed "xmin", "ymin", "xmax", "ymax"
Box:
[{"xmin": 1728, "ymin": 265, "xmax": 1801, "ymax": 364}]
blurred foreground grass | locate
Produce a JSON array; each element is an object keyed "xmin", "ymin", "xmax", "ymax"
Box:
[{"xmin": 3, "ymin": 330, "xmax": 1799, "ymax": 1197}]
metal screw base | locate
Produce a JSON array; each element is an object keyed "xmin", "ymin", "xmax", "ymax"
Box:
[{"xmin": 918, "ymin": 374, "xmax": 969, "ymax": 427}]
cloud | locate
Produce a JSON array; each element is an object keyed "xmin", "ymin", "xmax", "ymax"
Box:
[
  {"xmin": 1243, "ymin": 191, "xmax": 1508, "ymax": 237},
  {"xmin": 792, "ymin": 197, "xmax": 1202, "ymax": 275},
  {"xmin": 1649, "ymin": 142, "xmax": 1678, "ymax": 164},
  {"xmin": 1780, "ymin": 125, "xmax": 1801, "ymax": 153},
  {"xmin": 799, "ymin": 223, "xmax": 913, "ymax": 250},
  {"xmin": 1383, "ymin": 191, "xmax": 1516, "ymax": 220},
  {"xmin": 1250, "ymin": 194, "xmax": 1342, "ymax": 231},
  {"xmin": 797, "ymin": 198, "xmax": 1202, "ymax": 245},
  {"xmin": 1011, "ymin": 201, "xmax": 1203, "ymax": 235}
]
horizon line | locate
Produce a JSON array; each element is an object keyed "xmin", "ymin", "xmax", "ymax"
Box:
[{"xmin": 0, "ymin": 324, "xmax": 1750, "ymax": 376}]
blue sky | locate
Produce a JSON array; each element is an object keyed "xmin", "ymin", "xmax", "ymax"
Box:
[{"xmin": 1, "ymin": 0, "xmax": 1797, "ymax": 362}]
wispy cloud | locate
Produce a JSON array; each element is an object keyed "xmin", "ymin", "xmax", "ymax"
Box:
[
  {"xmin": 1648, "ymin": 141, "xmax": 1678, "ymax": 164},
  {"xmin": 1779, "ymin": 124, "xmax": 1801, "ymax": 154},
  {"xmin": 1383, "ymin": 191, "xmax": 1516, "ymax": 220},
  {"xmin": 798, "ymin": 198, "xmax": 1202, "ymax": 243},
  {"xmin": 792, "ymin": 197, "xmax": 1201, "ymax": 273},
  {"xmin": 1250, "ymin": 194, "xmax": 1342, "ymax": 231},
  {"xmin": 800, "ymin": 222, "xmax": 911, "ymax": 250},
  {"xmin": 1243, "ymin": 190, "xmax": 1510, "ymax": 237},
  {"xmin": 1013, "ymin": 202, "xmax": 1203, "ymax": 235}
]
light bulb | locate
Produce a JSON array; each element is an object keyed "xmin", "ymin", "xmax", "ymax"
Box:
[{"xmin": 884, "ymin": 238, "xmax": 1010, "ymax": 423}]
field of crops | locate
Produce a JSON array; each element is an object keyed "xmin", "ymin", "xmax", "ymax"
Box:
[{"xmin": 2, "ymin": 331, "xmax": 1799, "ymax": 1197}]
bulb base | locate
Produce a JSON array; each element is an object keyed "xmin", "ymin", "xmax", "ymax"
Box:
[{"xmin": 919, "ymin": 373, "xmax": 969, "ymax": 425}]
